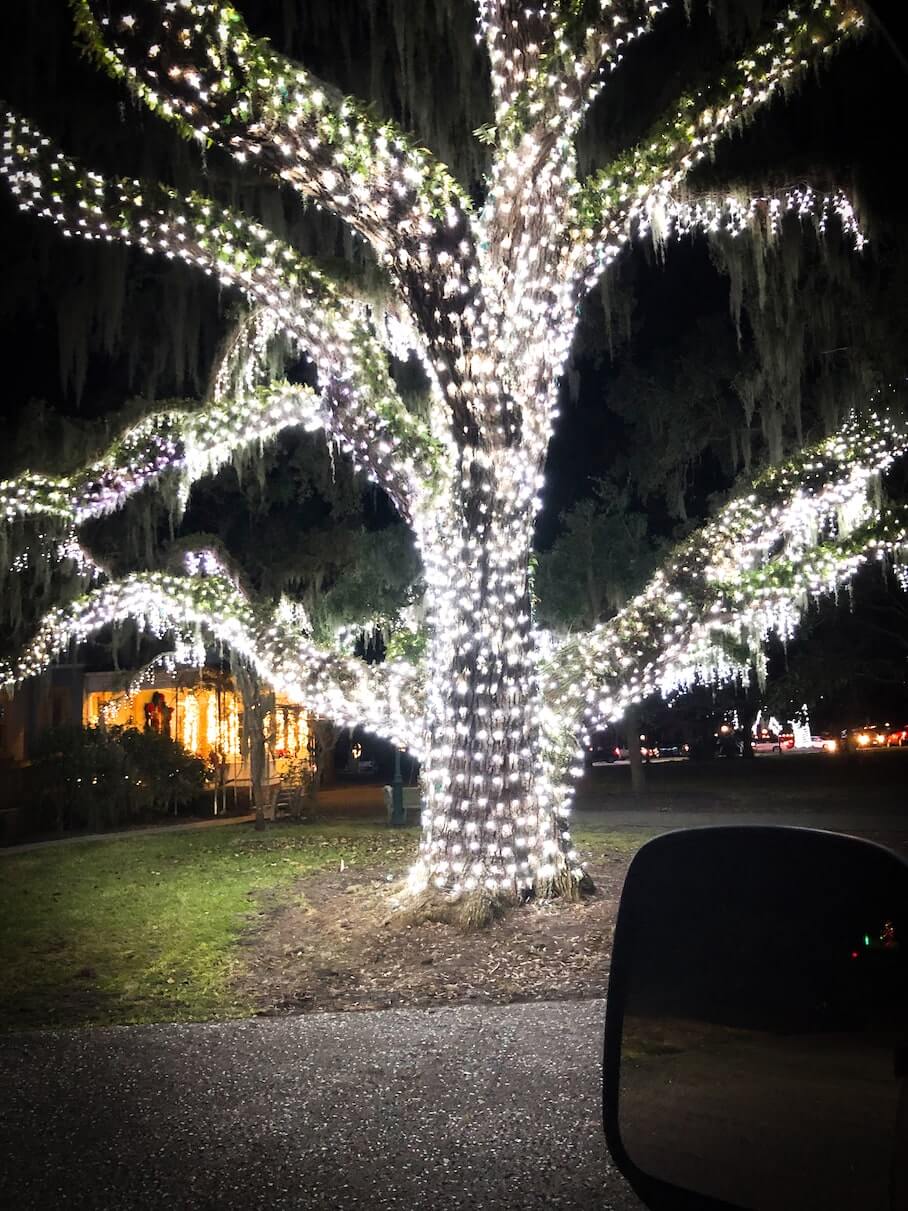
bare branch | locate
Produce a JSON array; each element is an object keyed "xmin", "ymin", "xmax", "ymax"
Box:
[
  {"xmin": 0, "ymin": 549, "xmax": 424, "ymax": 749},
  {"xmin": 1, "ymin": 110, "xmax": 442, "ymax": 516},
  {"xmin": 571, "ymin": 0, "xmax": 864, "ymax": 289}
]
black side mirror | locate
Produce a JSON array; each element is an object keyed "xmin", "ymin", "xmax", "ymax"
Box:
[{"xmin": 603, "ymin": 827, "xmax": 908, "ymax": 1211}]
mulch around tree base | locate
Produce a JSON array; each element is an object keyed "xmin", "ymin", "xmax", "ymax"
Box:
[
  {"xmin": 232, "ymin": 828, "xmax": 908, "ymax": 1017},
  {"xmin": 233, "ymin": 846, "xmax": 634, "ymax": 1016}
]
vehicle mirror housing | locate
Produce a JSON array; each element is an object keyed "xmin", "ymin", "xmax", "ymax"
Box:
[{"xmin": 603, "ymin": 827, "xmax": 908, "ymax": 1211}]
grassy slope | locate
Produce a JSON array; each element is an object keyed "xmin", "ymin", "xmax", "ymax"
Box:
[{"xmin": 0, "ymin": 822, "xmax": 418, "ymax": 1031}]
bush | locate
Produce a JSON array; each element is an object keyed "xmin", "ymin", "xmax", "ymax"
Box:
[{"xmin": 31, "ymin": 724, "xmax": 207, "ymax": 832}]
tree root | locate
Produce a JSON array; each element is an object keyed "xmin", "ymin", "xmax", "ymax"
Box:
[
  {"xmin": 399, "ymin": 886, "xmax": 512, "ymax": 932},
  {"xmin": 399, "ymin": 868, "xmax": 596, "ymax": 932},
  {"xmin": 533, "ymin": 867, "xmax": 596, "ymax": 903}
]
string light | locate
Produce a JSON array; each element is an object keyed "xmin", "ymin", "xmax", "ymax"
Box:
[{"xmin": 0, "ymin": 0, "xmax": 890, "ymax": 903}]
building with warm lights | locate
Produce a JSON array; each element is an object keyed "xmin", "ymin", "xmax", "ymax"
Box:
[{"xmin": 0, "ymin": 664, "xmax": 315, "ymax": 794}]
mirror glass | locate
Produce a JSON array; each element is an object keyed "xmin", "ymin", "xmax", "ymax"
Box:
[{"xmin": 612, "ymin": 829, "xmax": 908, "ymax": 1211}]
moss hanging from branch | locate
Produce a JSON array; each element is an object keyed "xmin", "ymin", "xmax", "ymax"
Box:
[
  {"xmin": 708, "ymin": 208, "xmax": 886, "ymax": 469},
  {"xmin": 277, "ymin": 0, "xmax": 491, "ymax": 189}
]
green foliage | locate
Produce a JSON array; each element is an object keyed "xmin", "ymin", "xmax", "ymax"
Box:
[
  {"xmin": 535, "ymin": 480, "xmax": 660, "ymax": 631},
  {"xmin": 384, "ymin": 626, "xmax": 427, "ymax": 664},
  {"xmin": 279, "ymin": 754, "xmax": 316, "ymax": 818},
  {"xmin": 0, "ymin": 821, "xmax": 418, "ymax": 1030},
  {"xmin": 601, "ymin": 315, "xmax": 746, "ymax": 520},
  {"xmin": 311, "ymin": 526, "xmax": 422, "ymax": 642},
  {"xmin": 31, "ymin": 724, "xmax": 206, "ymax": 832}
]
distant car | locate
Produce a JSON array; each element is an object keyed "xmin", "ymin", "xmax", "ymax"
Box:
[
  {"xmin": 751, "ymin": 728, "xmax": 791, "ymax": 754},
  {"xmin": 751, "ymin": 730, "xmax": 792, "ymax": 754},
  {"xmin": 812, "ymin": 734, "xmax": 840, "ymax": 754},
  {"xmin": 615, "ymin": 743, "xmax": 660, "ymax": 761},
  {"xmin": 841, "ymin": 724, "xmax": 890, "ymax": 752},
  {"xmin": 808, "ymin": 731, "xmax": 842, "ymax": 750},
  {"xmin": 585, "ymin": 732, "xmax": 620, "ymax": 767},
  {"xmin": 886, "ymin": 724, "xmax": 908, "ymax": 747}
]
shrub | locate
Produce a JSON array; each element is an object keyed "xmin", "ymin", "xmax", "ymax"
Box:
[{"xmin": 31, "ymin": 724, "xmax": 206, "ymax": 832}]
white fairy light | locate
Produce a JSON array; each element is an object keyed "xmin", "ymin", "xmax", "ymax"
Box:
[{"xmin": 0, "ymin": 0, "xmax": 883, "ymax": 903}]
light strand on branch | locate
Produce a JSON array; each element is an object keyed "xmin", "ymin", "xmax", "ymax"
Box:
[
  {"xmin": 0, "ymin": 548, "xmax": 424, "ymax": 750},
  {"xmin": 71, "ymin": 0, "xmax": 482, "ymax": 441},
  {"xmin": 1, "ymin": 110, "xmax": 439, "ymax": 517},
  {"xmin": 544, "ymin": 399, "xmax": 908, "ymax": 772},
  {"xmin": 572, "ymin": 0, "xmax": 864, "ymax": 289},
  {"xmin": 633, "ymin": 185, "xmax": 867, "ymax": 252},
  {"xmin": 477, "ymin": 2, "xmax": 667, "ymax": 138},
  {"xmin": 0, "ymin": 384, "xmax": 323, "ymax": 528}
]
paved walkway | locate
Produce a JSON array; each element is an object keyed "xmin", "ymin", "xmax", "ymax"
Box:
[
  {"xmin": 0, "ymin": 812, "xmax": 257, "ymax": 855},
  {"xmin": 0, "ymin": 1000, "xmax": 643, "ymax": 1210},
  {"xmin": 0, "ymin": 782, "xmax": 389, "ymax": 855}
]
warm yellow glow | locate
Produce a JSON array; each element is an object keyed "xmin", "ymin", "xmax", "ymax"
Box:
[
  {"xmin": 823, "ymin": 739, "xmax": 838, "ymax": 754},
  {"xmin": 181, "ymin": 692, "xmax": 200, "ymax": 752},
  {"xmin": 85, "ymin": 681, "xmax": 309, "ymax": 764},
  {"xmin": 206, "ymin": 692, "xmax": 218, "ymax": 751},
  {"xmin": 223, "ymin": 697, "xmax": 241, "ymax": 758},
  {"xmin": 857, "ymin": 733, "xmax": 871, "ymax": 747}
]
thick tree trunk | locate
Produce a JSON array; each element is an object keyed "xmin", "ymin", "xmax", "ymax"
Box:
[
  {"xmin": 413, "ymin": 478, "xmax": 584, "ymax": 908},
  {"xmin": 626, "ymin": 703, "xmax": 646, "ymax": 795}
]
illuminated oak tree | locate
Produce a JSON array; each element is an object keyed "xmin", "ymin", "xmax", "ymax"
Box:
[{"xmin": 2, "ymin": 0, "xmax": 907, "ymax": 912}]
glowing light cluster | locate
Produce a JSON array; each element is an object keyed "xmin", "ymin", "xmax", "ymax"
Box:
[
  {"xmin": 1, "ymin": 110, "xmax": 437, "ymax": 519},
  {"xmin": 0, "ymin": 0, "xmax": 884, "ymax": 902},
  {"xmin": 0, "ymin": 548, "xmax": 423, "ymax": 750},
  {"xmin": 545, "ymin": 402, "xmax": 908, "ymax": 770},
  {"xmin": 572, "ymin": 0, "xmax": 863, "ymax": 287},
  {"xmin": 0, "ymin": 384, "xmax": 323, "ymax": 528},
  {"xmin": 633, "ymin": 186, "xmax": 867, "ymax": 253}
]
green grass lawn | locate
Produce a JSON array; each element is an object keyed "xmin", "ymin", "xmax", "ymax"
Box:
[
  {"xmin": 0, "ymin": 817, "xmax": 656, "ymax": 1033},
  {"xmin": 0, "ymin": 822, "xmax": 418, "ymax": 1032}
]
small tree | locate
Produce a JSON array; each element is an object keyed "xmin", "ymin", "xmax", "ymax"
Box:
[{"xmin": 2, "ymin": 2, "xmax": 908, "ymax": 912}]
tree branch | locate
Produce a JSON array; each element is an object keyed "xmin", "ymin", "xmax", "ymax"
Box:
[
  {"xmin": 543, "ymin": 398, "xmax": 908, "ymax": 739},
  {"xmin": 478, "ymin": 2, "xmax": 667, "ymax": 138},
  {"xmin": 70, "ymin": 0, "xmax": 483, "ymax": 437},
  {"xmin": 1, "ymin": 384, "xmax": 321, "ymax": 529},
  {"xmin": 0, "ymin": 548, "xmax": 425, "ymax": 750},
  {"xmin": 1, "ymin": 109, "xmax": 442, "ymax": 517},
  {"xmin": 629, "ymin": 182, "xmax": 867, "ymax": 250},
  {"xmin": 571, "ymin": 0, "xmax": 864, "ymax": 289}
]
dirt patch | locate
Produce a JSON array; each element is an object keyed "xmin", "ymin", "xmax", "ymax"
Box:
[
  {"xmin": 232, "ymin": 828, "xmax": 908, "ymax": 1017},
  {"xmin": 233, "ymin": 845, "xmax": 632, "ymax": 1015}
]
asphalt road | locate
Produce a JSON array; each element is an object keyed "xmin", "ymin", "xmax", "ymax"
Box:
[{"xmin": 0, "ymin": 1000, "xmax": 645, "ymax": 1210}]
